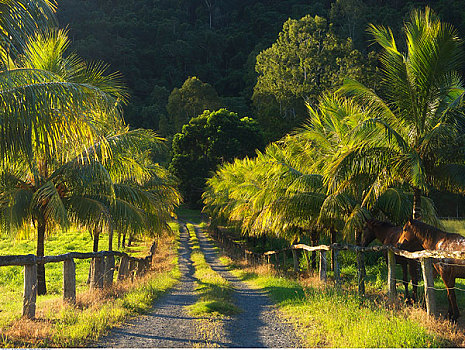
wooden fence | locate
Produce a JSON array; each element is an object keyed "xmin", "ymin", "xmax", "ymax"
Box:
[
  {"xmin": 210, "ymin": 226, "xmax": 465, "ymax": 317},
  {"xmin": 0, "ymin": 241, "xmax": 157, "ymax": 319}
]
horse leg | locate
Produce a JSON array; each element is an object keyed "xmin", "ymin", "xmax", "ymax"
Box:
[
  {"xmin": 441, "ymin": 271, "xmax": 459, "ymax": 321},
  {"xmin": 408, "ymin": 260, "xmax": 418, "ymax": 303},
  {"xmin": 401, "ymin": 262, "xmax": 410, "ymax": 303}
]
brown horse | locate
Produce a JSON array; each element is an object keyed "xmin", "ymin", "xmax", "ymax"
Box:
[
  {"xmin": 398, "ymin": 218, "xmax": 465, "ymax": 321},
  {"xmin": 362, "ymin": 219, "xmax": 419, "ymax": 302}
]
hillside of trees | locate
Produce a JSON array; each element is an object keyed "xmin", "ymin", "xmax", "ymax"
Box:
[
  {"xmin": 56, "ymin": 0, "xmax": 465, "ymax": 212},
  {"xmin": 56, "ymin": 0, "xmax": 465, "ymax": 134}
]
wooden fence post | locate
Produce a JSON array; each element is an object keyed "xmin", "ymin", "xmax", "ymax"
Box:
[
  {"xmin": 319, "ymin": 250, "xmax": 327, "ymax": 282},
  {"xmin": 129, "ymin": 260, "xmax": 137, "ymax": 281},
  {"xmin": 23, "ymin": 263, "xmax": 37, "ymax": 319},
  {"xmin": 136, "ymin": 259, "xmax": 148, "ymax": 276},
  {"xmin": 117, "ymin": 255, "xmax": 129, "ymax": 282},
  {"xmin": 356, "ymin": 249, "xmax": 366, "ymax": 296},
  {"xmin": 104, "ymin": 255, "xmax": 115, "ymax": 287},
  {"xmin": 333, "ymin": 248, "xmax": 340, "ymax": 285},
  {"xmin": 90, "ymin": 257, "xmax": 104, "ymax": 289},
  {"xmin": 387, "ymin": 249, "xmax": 396, "ymax": 302},
  {"xmin": 292, "ymin": 249, "xmax": 299, "ymax": 273},
  {"xmin": 63, "ymin": 259, "xmax": 76, "ymax": 304},
  {"xmin": 421, "ymin": 257, "xmax": 436, "ymax": 316}
]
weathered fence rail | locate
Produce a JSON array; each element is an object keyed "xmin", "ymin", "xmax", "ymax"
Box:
[
  {"xmin": 211, "ymin": 226, "xmax": 464, "ymax": 317},
  {"xmin": 0, "ymin": 241, "xmax": 157, "ymax": 320}
]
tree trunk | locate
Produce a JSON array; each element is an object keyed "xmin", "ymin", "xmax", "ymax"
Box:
[
  {"xmin": 330, "ymin": 228, "xmax": 337, "ymax": 271},
  {"xmin": 413, "ymin": 187, "xmax": 422, "ymax": 220},
  {"xmin": 117, "ymin": 231, "xmax": 121, "ymax": 250},
  {"xmin": 108, "ymin": 224, "xmax": 113, "ymax": 251},
  {"xmin": 88, "ymin": 227, "xmax": 100, "ymax": 284},
  {"xmin": 122, "ymin": 232, "xmax": 126, "ymax": 249},
  {"xmin": 355, "ymin": 230, "xmax": 366, "ymax": 296},
  {"xmin": 93, "ymin": 227, "xmax": 100, "ymax": 252},
  {"xmin": 311, "ymin": 230, "xmax": 319, "ymax": 269},
  {"xmin": 37, "ymin": 220, "xmax": 47, "ymax": 295}
]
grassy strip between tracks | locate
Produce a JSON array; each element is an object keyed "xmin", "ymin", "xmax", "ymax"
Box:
[
  {"xmin": 218, "ymin": 255, "xmax": 458, "ymax": 348},
  {"xmin": 0, "ymin": 224, "xmax": 181, "ymax": 348},
  {"xmin": 185, "ymin": 223, "xmax": 239, "ymax": 318}
]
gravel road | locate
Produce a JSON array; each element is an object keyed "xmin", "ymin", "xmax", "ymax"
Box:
[
  {"xmin": 193, "ymin": 226, "xmax": 301, "ymax": 348},
  {"xmin": 96, "ymin": 223, "xmax": 301, "ymax": 348}
]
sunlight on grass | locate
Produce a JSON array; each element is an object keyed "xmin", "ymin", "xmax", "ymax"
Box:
[
  {"xmin": 185, "ymin": 226, "xmax": 239, "ymax": 317},
  {"xmin": 0, "ymin": 226, "xmax": 181, "ymax": 347},
  {"xmin": 225, "ymin": 262, "xmax": 449, "ymax": 347}
]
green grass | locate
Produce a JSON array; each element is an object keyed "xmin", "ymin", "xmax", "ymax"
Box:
[
  {"xmin": 0, "ymin": 226, "xmax": 181, "ymax": 347},
  {"xmin": 185, "ymin": 224, "xmax": 239, "ymax": 317},
  {"xmin": 220, "ymin": 256, "xmax": 449, "ymax": 347},
  {"xmin": 176, "ymin": 207, "xmax": 203, "ymax": 224},
  {"xmin": 0, "ymin": 227, "xmax": 112, "ymax": 326},
  {"xmin": 442, "ymin": 219, "xmax": 465, "ymax": 236}
]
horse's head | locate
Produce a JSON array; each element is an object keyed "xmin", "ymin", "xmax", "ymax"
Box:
[
  {"xmin": 397, "ymin": 218, "xmax": 425, "ymax": 251},
  {"xmin": 361, "ymin": 220, "xmax": 376, "ymax": 247}
]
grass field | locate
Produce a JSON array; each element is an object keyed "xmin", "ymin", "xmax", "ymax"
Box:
[{"xmin": 0, "ymin": 225, "xmax": 181, "ymax": 347}]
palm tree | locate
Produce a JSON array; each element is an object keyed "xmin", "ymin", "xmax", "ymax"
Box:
[
  {"xmin": 0, "ymin": 0, "xmax": 56, "ymax": 59},
  {"xmin": 336, "ymin": 7, "xmax": 465, "ymax": 220},
  {"xmin": 0, "ymin": 29, "xmax": 129, "ymax": 294}
]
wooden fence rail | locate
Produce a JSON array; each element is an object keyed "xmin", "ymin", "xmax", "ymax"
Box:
[
  {"xmin": 211, "ymin": 226, "xmax": 465, "ymax": 317},
  {"xmin": 0, "ymin": 241, "xmax": 158, "ymax": 320}
]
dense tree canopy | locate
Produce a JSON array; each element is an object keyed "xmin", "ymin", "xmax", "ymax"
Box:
[
  {"xmin": 252, "ymin": 14, "xmax": 377, "ymax": 140},
  {"xmin": 56, "ymin": 0, "xmax": 465, "ymax": 136},
  {"xmin": 169, "ymin": 109, "xmax": 264, "ymax": 207},
  {"xmin": 163, "ymin": 77, "xmax": 221, "ymax": 134}
]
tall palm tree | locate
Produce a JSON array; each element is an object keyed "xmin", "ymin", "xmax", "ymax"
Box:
[
  {"xmin": 336, "ymin": 7, "xmax": 465, "ymax": 220},
  {"xmin": 0, "ymin": 29, "xmax": 129, "ymax": 294}
]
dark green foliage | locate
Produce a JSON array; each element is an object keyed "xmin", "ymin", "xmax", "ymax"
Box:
[
  {"xmin": 56, "ymin": 0, "xmax": 465, "ymax": 141},
  {"xmin": 56, "ymin": 0, "xmax": 328, "ymax": 130},
  {"xmin": 169, "ymin": 109, "xmax": 264, "ymax": 207},
  {"xmin": 165, "ymin": 77, "xmax": 221, "ymax": 134},
  {"xmin": 253, "ymin": 14, "xmax": 379, "ymax": 140}
]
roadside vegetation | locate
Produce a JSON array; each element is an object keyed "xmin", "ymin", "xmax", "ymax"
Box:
[
  {"xmin": 217, "ymin": 254, "xmax": 460, "ymax": 347},
  {"xmin": 0, "ymin": 229, "xmax": 181, "ymax": 347}
]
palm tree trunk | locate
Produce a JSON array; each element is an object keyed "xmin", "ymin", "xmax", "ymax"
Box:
[
  {"xmin": 311, "ymin": 230, "xmax": 319, "ymax": 270},
  {"xmin": 122, "ymin": 232, "xmax": 126, "ymax": 249},
  {"xmin": 413, "ymin": 187, "xmax": 422, "ymax": 220},
  {"xmin": 93, "ymin": 227, "xmax": 100, "ymax": 252},
  {"xmin": 108, "ymin": 224, "xmax": 113, "ymax": 251},
  {"xmin": 87, "ymin": 226, "xmax": 101, "ymax": 284},
  {"xmin": 330, "ymin": 228, "xmax": 337, "ymax": 271},
  {"xmin": 37, "ymin": 219, "xmax": 47, "ymax": 295},
  {"xmin": 355, "ymin": 230, "xmax": 366, "ymax": 295}
]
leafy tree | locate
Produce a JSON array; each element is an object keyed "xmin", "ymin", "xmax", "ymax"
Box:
[
  {"xmin": 164, "ymin": 76, "xmax": 222, "ymax": 134},
  {"xmin": 252, "ymin": 14, "xmax": 377, "ymax": 140},
  {"xmin": 169, "ymin": 108, "xmax": 264, "ymax": 206},
  {"xmin": 335, "ymin": 7, "xmax": 465, "ymax": 220},
  {"xmin": 0, "ymin": 29, "xmax": 129, "ymax": 295}
]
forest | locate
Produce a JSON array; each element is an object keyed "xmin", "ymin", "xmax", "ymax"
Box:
[{"xmin": 56, "ymin": 0, "xmax": 465, "ymax": 213}]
